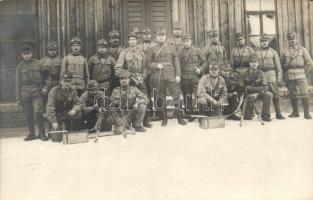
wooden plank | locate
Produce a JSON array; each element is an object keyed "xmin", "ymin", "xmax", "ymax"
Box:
[
  {"xmin": 234, "ymin": 0, "xmax": 242, "ymax": 33},
  {"xmin": 302, "ymin": 0, "xmax": 310, "ymax": 52},
  {"xmin": 197, "ymin": 0, "xmax": 205, "ymax": 47},
  {"xmin": 294, "ymin": 0, "xmax": 303, "ymax": 45},
  {"xmin": 69, "ymin": 0, "xmax": 77, "ymax": 37},
  {"xmin": 276, "ymin": 0, "xmax": 284, "ymax": 55},
  {"xmin": 228, "ymin": 0, "xmax": 235, "ymax": 53},
  {"xmin": 78, "ymin": 0, "xmax": 86, "ymax": 50},
  {"xmin": 281, "ymin": 0, "xmax": 289, "ymax": 51},
  {"xmin": 212, "ymin": 0, "xmax": 219, "ymax": 30},
  {"xmin": 41, "ymin": 0, "xmax": 48, "ymax": 57},
  {"xmin": 180, "ymin": 0, "xmax": 188, "ymax": 33},
  {"xmin": 310, "ymin": 0, "xmax": 313, "ymax": 56},
  {"xmin": 47, "ymin": 0, "xmax": 51, "ymax": 41},
  {"xmin": 187, "ymin": 0, "xmax": 195, "ymax": 42},
  {"xmin": 287, "ymin": 0, "xmax": 295, "ymax": 32},
  {"xmin": 172, "ymin": 0, "xmax": 179, "ymax": 22},
  {"xmin": 85, "ymin": 0, "xmax": 95, "ymax": 58},
  {"xmin": 220, "ymin": 0, "xmax": 229, "ymax": 57},
  {"xmin": 49, "ymin": 0, "xmax": 58, "ymax": 42},
  {"xmin": 56, "ymin": 0, "xmax": 61, "ymax": 54},
  {"xmin": 60, "ymin": 0, "xmax": 66, "ymax": 56}
]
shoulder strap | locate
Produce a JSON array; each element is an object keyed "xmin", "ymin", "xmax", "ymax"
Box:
[
  {"xmin": 181, "ymin": 48, "xmax": 192, "ymax": 68},
  {"xmin": 155, "ymin": 42, "xmax": 168, "ymax": 59}
]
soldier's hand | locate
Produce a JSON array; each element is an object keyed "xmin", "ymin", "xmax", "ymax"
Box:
[
  {"xmin": 194, "ymin": 67, "xmax": 201, "ymax": 75},
  {"xmin": 133, "ymin": 103, "xmax": 138, "ymax": 110},
  {"xmin": 41, "ymin": 88, "xmax": 48, "ymax": 96},
  {"xmin": 157, "ymin": 63, "xmax": 164, "ymax": 69},
  {"xmin": 68, "ymin": 110, "xmax": 76, "ymax": 116},
  {"xmin": 175, "ymin": 76, "xmax": 181, "ymax": 83},
  {"xmin": 52, "ymin": 123, "xmax": 58, "ymax": 130}
]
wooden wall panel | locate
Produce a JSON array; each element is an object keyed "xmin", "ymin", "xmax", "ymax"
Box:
[{"xmin": 302, "ymin": 0, "xmax": 310, "ymax": 53}]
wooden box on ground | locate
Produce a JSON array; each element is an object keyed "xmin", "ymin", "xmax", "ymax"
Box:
[
  {"xmin": 63, "ymin": 131, "xmax": 88, "ymax": 144},
  {"xmin": 199, "ymin": 116, "xmax": 226, "ymax": 129}
]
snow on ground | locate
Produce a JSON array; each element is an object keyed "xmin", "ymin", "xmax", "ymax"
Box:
[{"xmin": 1, "ymin": 114, "xmax": 313, "ymax": 200}]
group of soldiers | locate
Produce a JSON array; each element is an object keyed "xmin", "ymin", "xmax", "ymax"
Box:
[{"xmin": 16, "ymin": 22, "xmax": 313, "ymax": 141}]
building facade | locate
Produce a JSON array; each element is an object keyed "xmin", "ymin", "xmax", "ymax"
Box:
[{"xmin": 0, "ymin": 0, "xmax": 313, "ymax": 102}]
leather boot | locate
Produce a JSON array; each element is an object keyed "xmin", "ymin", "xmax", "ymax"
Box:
[
  {"xmin": 143, "ymin": 116, "xmax": 153, "ymax": 128},
  {"xmin": 288, "ymin": 98, "xmax": 299, "ymax": 118},
  {"xmin": 24, "ymin": 114, "xmax": 36, "ymax": 141},
  {"xmin": 36, "ymin": 113, "xmax": 48, "ymax": 141},
  {"xmin": 302, "ymin": 97, "xmax": 312, "ymax": 119},
  {"xmin": 176, "ymin": 111, "xmax": 187, "ymax": 125},
  {"xmin": 161, "ymin": 111, "xmax": 168, "ymax": 127},
  {"xmin": 273, "ymin": 98, "xmax": 285, "ymax": 119}
]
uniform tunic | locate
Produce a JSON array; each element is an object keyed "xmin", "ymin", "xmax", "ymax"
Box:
[{"xmin": 40, "ymin": 56, "xmax": 62, "ymax": 95}]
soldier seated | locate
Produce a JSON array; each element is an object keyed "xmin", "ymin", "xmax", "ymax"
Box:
[
  {"xmin": 240, "ymin": 54, "xmax": 272, "ymax": 121},
  {"xmin": 197, "ymin": 63, "xmax": 227, "ymax": 117},
  {"xmin": 46, "ymin": 72, "xmax": 82, "ymax": 131},
  {"xmin": 110, "ymin": 70, "xmax": 148, "ymax": 134}
]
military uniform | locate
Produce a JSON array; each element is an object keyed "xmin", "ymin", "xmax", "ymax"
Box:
[
  {"xmin": 168, "ymin": 22, "xmax": 183, "ymax": 51},
  {"xmin": 16, "ymin": 45, "xmax": 47, "ymax": 141},
  {"xmin": 60, "ymin": 37, "xmax": 89, "ymax": 96},
  {"xmin": 240, "ymin": 54, "xmax": 272, "ymax": 121},
  {"xmin": 282, "ymin": 32, "xmax": 313, "ymax": 119},
  {"xmin": 40, "ymin": 41, "xmax": 62, "ymax": 97},
  {"xmin": 230, "ymin": 33, "xmax": 255, "ymax": 73},
  {"xmin": 256, "ymin": 34, "xmax": 285, "ymax": 119},
  {"xmin": 203, "ymin": 30, "xmax": 227, "ymax": 70},
  {"xmin": 88, "ymin": 39, "xmax": 116, "ymax": 95},
  {"xmin": 110, "ymin": 70, "xmax": 148, "ymax": 134},
  {"xmin": 197, "ymin": 65, "xmax": 227, "ymax": 117},
  {"xmin": 177, "ymin": 34, "xmax": 207, "ymax": 118},
  {"xmin": 146, "ymin": 28, "xmax": 186, "ymax": 126},
  {"xmin": 46, "ymin": 73, "xmax": 82, "ymax": 131}
]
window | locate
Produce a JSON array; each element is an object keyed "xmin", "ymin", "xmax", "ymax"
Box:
[{"xmin": 245, "ymin": 0, "xmax": 277, "ymax": 49}]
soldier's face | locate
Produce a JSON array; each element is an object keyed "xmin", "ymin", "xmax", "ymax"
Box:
[
  {"xmin": 61, "ymin": 79, "xmax": 71, "ymax": 88},
  {"xmin": 182, "ymin": 39, "xmax": 192, "ymax": 48},
  {"xmin": 173, "ymin": 28, "xmax": 182, "ymax": 36},
  {"xmin": 88, "ymin": 88, "xmax": 98, "ymax": 96},
  {"xmin": 97, "ymin": 46, "xmax": 107, "ymax": 55},
  {"xmin": 260, "ymin": 40, "xmax": 269, "ymax": 48},
  {"xmin": 211, "ymin": 36, "xmax": 219, "ymax": 43},
  {"xmin": 142, "ymin": 33, "xmax": 151, "ymax": 41},
  {"xmin": 120, "ymin": 77, "xmax": 130, "ymax": 86},
  {"xmin": 156, "ymin": 34, "xmax": 166, "ymax": 43},
  {"xmin": 48, "ymin": 49, "xmax": 57, "ymax": 57},
  {"xmin": 21, "ymin": 52, "xmax": 32, "ymax": 61},
  {"xmin": 221, "ymin": 69, "xmax": 231, "ymax": 77},
  {"xmin": 71, "ymin": 44, "xmax": 81, "ymax": 53},
  {"xmin": 288, "ymin": 38, "xmax": 297, "ymax": 46},
  {"xmin": 249, "ymin": 60, "xmax": 258, "ymax": 70},
  {"xmin": 128, "ymin": 37, "xmax": 137, "ymax": 47},
  {"xmin": 110, "ymin": 37, "xmax": 119, "ymax": 46},
  {"xmin": 237, "ymin": 38, "xmax": 245, "ymax": 46},
  {"xmin": 209, "ymin": 66, "xmax": 219, "ymax": 77}
]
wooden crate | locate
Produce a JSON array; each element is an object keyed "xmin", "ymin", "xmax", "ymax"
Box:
[
  {"xmin": 63, "ymin": 131, "xmax": 88, "ymax": 144},
  {"xmin": 199, "ymin": 116, "xmax": 225, "ymax": 129}
]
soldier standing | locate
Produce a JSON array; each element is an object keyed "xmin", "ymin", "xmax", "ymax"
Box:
[
  {"xmin": 282, "ymin": 32, "xmax": 313, "ymax": 119},
  {"xmin": 60, "ymin": 36, "xmax": 89, "ymax": 96},
  {"xmin": 203, "ymin": 29, "xmax": 227, "ymax": 69},
  {"xmin": 79, "ymin": 80, "xmax": 108, "ymax": 132},
  {"xmin": 219, "ymin": 63, "xmax": 242, "ymax": 120},
  {"xmin": 177, "ymin": 34, "xmax": 207, "ymax": 121},
  {"xmin": 240, "ymin": 54, "xmax": 272, "ymax": 121},
  {"xmin": 256, "ymin": 34, "xmax": 285, "ymax": 119},
  {"xmin": 137, "ymin": 27, "xmax": 157, "ymax": 119},
  {"xmin": 146, "ymin": 27, "xmax": 187, "ymax": 126},
  {"xmin": 46, "ymin": 72, "xmax": 82, "ymax": 131},
  {"xmin": 88, "ymin": 39, "xmax": 116, "ymax": 96},
  {"xmin": 115, "ymin": 32, "xmax": 152, "ymax": 128},
  {"xmin": 197, "ymin": 63, "xmax": 227, "ymax": 117},
  {"xmin": 16, "ymin": 45, "xmax": 47, "ymax": 141},
  {"xmin": 110, "ymin": 70, "xmax": 148, "ymax": 134},
  {"xmin": 40, "ymin": 41, "xmax": 62, "ymax": 104},
  {"xmin": 230, "ymin": 33, "xmax": 255, "ymax": 76}
]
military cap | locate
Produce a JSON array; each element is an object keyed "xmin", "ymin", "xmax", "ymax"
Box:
[
  {"xmin": 287, "ymin": 32, "xmax": 296, "ymax": 40},
  {"xmin": 97, "ymin": 39, "xmax": 109, "ymax": 47},
  {"xmin": 142, "ymin": 27, "xmax": 151, "ymax": 34},
  {"xmin": 220, "ymin": 62, "xmax": 232, "ymax": 70},
  {"xmin": 21, "ymin": 44, "xmax": 32, "ymax": 53},
  {"xmin": 70, "ymin": 36, "xmax": 81, "ymax": 45},
  {"xmin": 173, "ymin": 22, "xmax": 183, "ymax": 29},
  {"xmin": 235, "ymin": 32, "xmax": 244, "ymax": 39},
  {"xmin": 249, "ymin": 53, "xmax": 259, "ymax": 62},
  {"xmin": 62, "ymin": 71, "xmax": 73, "ymax": 80},
  {"xmin": 182, "ymin": 34, "xmax": 192, "ymax": 40},
  {"xmin": 118, "ymin": 69, "xmax": 130, "ymax": 78},
  {"xmin": 156, "ymin": 27, "xmax": 166, "ymax": 35},
  {"xmin": 260, "ymin": 34, "xmax": 269, "ymax": 41},
  {"xmin": 209, "ymin": 29, "xmax": 219, "ymax": 37},
  {"xmin": 127, "ymin": 32, "xmax": 137, "ymax": 39},
  {"xmin": 109, "ymin": 30, "xmax": 120, "ymax": 37},
  {"xmin": 87, "ymin": 80, "xmax": 98, "ymax": 89},
  {"xmin": 47, "ymin": 41, "xmax": 58, "ymax": 50}
]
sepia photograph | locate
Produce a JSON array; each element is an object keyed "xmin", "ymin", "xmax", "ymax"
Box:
[{"xmin": 0, "ymin": 0, "xmax": 313, "ymax": 199}]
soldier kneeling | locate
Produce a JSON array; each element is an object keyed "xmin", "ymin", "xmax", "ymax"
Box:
[
  {"xmin": 197, "ymin": 63, "xmax": 227, "ymax": 117},
  {"xmin": 240, "ymin": 54, "xmax": 272, "ymax": 121},
  {"xmin": 110, "ymin": 70, "xmax": 148, "ymax": 134},
  {"xmin": 46, "ymin": 72, "xmax": 82, "ymax": 131}
]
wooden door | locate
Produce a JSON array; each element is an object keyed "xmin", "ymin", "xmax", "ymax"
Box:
[{"xmin": 122, "ymin": 0, "xmax": 172, "ymax": 43}]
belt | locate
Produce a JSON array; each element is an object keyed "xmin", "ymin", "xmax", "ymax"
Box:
[
  {"xmin": 287, "ymin": 65, "xmax": 305, "ymax": 69},
  {"xmin": 262, "ymin": 68, "xmax": 275, "ymax": 72},
  {"xmin": 159, "ymin": 62, "xmax": 171, "ymax": 66}
]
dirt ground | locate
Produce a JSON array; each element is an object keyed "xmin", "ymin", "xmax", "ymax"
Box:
[{"xmin": 1, "ymin": 114, "xmax": 313, "ymax": 200}]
